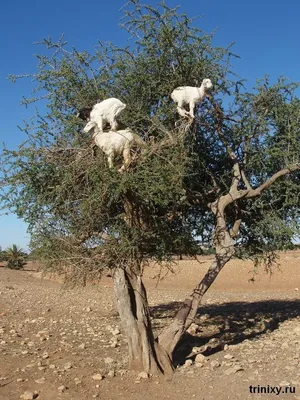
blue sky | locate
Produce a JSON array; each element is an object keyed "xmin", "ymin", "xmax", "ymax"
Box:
[{"xmin": 1, "ymin": 0, "xmax": 299, "ymax": 251}]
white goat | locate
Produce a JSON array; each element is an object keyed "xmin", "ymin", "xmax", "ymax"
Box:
[
  {"xmin": 88, "ymin": 98, "xmax": 126, "ymax": 132},
  {"xmin": 83, "ymin": 121, "xmax": 145, "ymax": 173},
  {"xmin": 171, "ymin": 78, "xmax": 213, "ymax": 118}
]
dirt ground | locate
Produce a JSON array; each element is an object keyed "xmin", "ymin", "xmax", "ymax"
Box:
[{"xmin": 0, "ymin": 251, "xmax": 300, "ymax": 400}]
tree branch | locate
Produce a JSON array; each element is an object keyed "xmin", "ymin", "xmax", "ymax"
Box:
[{"xmin": 246, "ymin": 165, "xmax": 300, "ymax": 198}]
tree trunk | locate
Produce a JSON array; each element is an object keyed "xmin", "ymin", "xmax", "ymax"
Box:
[{"xmin": 113, "ymin": 266, "xmax": 174, "ymax": 375}]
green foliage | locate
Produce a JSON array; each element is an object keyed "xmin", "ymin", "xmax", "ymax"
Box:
[
  {"xmin": 2, "ymin": 244, "xmax": 28, "ymax": 270},
  {"xmin": 1, "ymin": 0, "xmax": 299, "ymax": 282}
]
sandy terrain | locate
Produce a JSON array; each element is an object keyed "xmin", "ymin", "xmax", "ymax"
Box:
[{"xmin": 0, "ymin": 251, "xmax": 300, "ymax": 400}]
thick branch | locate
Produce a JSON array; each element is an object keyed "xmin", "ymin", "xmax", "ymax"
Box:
[{"xmin": 246, "ymin": 165, "xmax": 300, "ymax": 198}]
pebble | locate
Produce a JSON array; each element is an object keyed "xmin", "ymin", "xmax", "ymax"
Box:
[
  {"xmin": 20, "ymin": 391, "xmax": 37, "ymax": 400},
  {"xmin": 195, "ymin": 354, "xmax": 207, "ymax": 363},
  {"xmin": 184, "ymin": 359, "xmax": 193, "ymax": 368},
  {"xmin": 35, "ymin": 378, "xmax": 45, "ymax": 384},
  {"xmin": 137, "ymin": 371, "xmax": 149, "ymax": 379},
  {"xmin": 92, "ymin": 374, "xmax": 103, "ymax": 381},
  {"xmin": 107, "ymin": 370, "xmax": 115, "ymax": 378}
]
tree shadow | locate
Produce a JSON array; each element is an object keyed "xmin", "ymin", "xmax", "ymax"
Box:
[{"xmin": 150, "ymin": 299, "xmax": 300, "ymax": 365}]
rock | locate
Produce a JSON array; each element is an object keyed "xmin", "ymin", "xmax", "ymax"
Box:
[
  {"xmin": 279, "ymin": 381, "xmax": 290, "ymax": 386},
  {"xmin": 35, "ymin": 378, "xmax": 45, "ymax": 384},
  {"xmin": 211, "ymin": 360, "xmax": 220, "ymax": 369},
  {"xmin": 64, "ymin": 362, "xmax": 72, "ymax": 370},
  {"xmin": 184, "ymin": 359, "xmax": 193, "ymax": 368},
  {"xmin": 16, "ymin": 378, "xmax": 24, "ymax": 383},
  {"xmin": 74, "ymin": 378, "xmax": 82, "ymax": 385},
  {"xmin": 58, "ymin": 385, "xmax": 67, "ymax": 393},
  {"xmin": 92, "ymin": 374, "xmax": 103, "ymax": 381},
  {"xmin": 191, "ymin": 346, "xmax": 202, "ymax": 354},
  {"xmin": 20, "ymin": 391, "xmax": 37, "ymax": 400},
  {"xmin": 137, "ymin": 371, "xmax": 148, "ymax": 379},
  {"xmin": 78, "ymin": 343, "xmax": 86, "ymax": 349},
  {"xmin": 107, "ymin": 370, "xmax": 115, "ymax": 378},
  {"xmin": 111, "ymin": 328, "xmax": 120, "ymax": 336},
  {"xmin": 187, "ymin": 323, "xmax": 200, "ymax": 335},
  {"xmin": 104, "ymin": 357, "xmax": 114, "ymax": 364},
  {"xmin": 223, "ymin": 344, "xmax": 229, "ymax": 350},
  {"xmin": 195, "ymin": 354, "xmax": 207, "ymax": 363},
  {"xmin": 224, "ymin": 354, "xmax": 234, "ymax": 360}
]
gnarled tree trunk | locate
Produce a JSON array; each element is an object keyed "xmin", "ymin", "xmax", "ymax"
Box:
[
  {"xmin": 113, "ymin": 266, "xmax": 174, "ymax": 374},
  {"xmin": 113, "ymin": 191, "xmax": 174, "ymax": 375}
]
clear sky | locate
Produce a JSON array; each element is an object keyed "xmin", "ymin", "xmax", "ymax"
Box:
[{"xmin": 1, "ymin": 0, "xmax": 299, "ymax": 251}]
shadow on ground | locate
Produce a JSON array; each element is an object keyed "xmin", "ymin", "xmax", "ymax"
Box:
[{"xmin": 150, "ymin": 299, "xmax": 300, "ymax": 364}]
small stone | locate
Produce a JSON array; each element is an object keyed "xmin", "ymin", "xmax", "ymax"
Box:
[
  {"xmin": 20, "ymin": 391, "xmax": 37, "ymax": 400},
  {"xmin": 111, "ymin": 328, "xmax": 120, "ymax": 336},
  {"xmin": 223, "ymin": 344, "xmax": 229, "ymax": 350},
  {"xmin": 107, "ymin": 370, "xmax": 115, "ymax": 378},
  {"xmin": 17, "ymin": 378, "xmax": 24, "ymax": 383},
  {"xmin": 86, "ymin": 307, "xmax": 92, "ymax": 312},
  {"xmin": 224, "ymin": 354, "xmax": 234, "ymax": 360},
  {"xmin": 187, "ymin": 323, "xmax": 200, "ymax": 335},
  {"xmin": 58, "ymin": 385, "xmax": 67, "ymax": 393},
  {"xmin": 92, "ymin": 374, "xmax": 103, "ymax": 381},
  {"xmin": 78, "ymin": 343, "xmax": 86, "ymax": 349},
  {"xmin": 191, "ymin": 346, "xmax": 202, "ymax": 354},
  {"xmin": 211, "ymin": 360, "xmax": 220, "ymax": 369},
  {"xmin": 195, "ymin": 354, "xmax": 207, "ymax": 363},
  {"xmin": 42, "ymin": 352, "xmax": 49, "ymax": 359},
  {"xmin": 64, "ymin": 362, "xmax": 72, "ymax": 370},
  {"xmin": 279, "ymin": 381, "xmax": 290, "ymax": 386},
  {"xmin": 184, "ymin": 359, "xmax": 193, "ymax": 368},
  {"xmin": 137, "ymin": 371, "xmax": 148, "ymax": 379},
  {"xmin": 74, "ymin": 378, "xmax": 82, "ymax": 385},
  {"xmin": 35, "ymin": 378, "xmax": 45, "ymax": 384},
  {"xmin": 104, "ymin": 357, "xmax": 114, "ymax": 364}
]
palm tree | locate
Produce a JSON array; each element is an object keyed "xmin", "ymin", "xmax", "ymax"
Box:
[{"xmin": 3, "ymin": 244, "xmax": 28, "ymax": 270}]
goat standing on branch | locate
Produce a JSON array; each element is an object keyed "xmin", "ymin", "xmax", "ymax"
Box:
[
  {"xmin": 171, "ymin": 78, "xmax": 213, "ymax": 119},
  {"xmin": 77, "ymin": 98, "xmax": 126, "ymax": 132},
  {"xmin": 83, "ymin": 121, "xmax": 145, "ymax": 173}
]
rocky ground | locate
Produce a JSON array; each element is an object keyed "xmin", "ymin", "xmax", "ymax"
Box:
[{"xmin": 0, "ymin": 251, "xmax": 300, "ymax": 400}]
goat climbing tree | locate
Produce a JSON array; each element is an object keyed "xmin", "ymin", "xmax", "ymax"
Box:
[{"xmin": 1, "ymin": 0, "xmax": 299, "ymax": 374}]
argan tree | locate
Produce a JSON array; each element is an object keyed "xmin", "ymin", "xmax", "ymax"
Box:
[{"xmin": 1, "ymin": 1, "xmax": 299, "ymax": 374}]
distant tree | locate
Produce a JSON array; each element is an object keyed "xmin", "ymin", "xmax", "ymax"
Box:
[
  {"xmin": 0, "ymin": 246, "xmax": 5, "ymax": 262},
  {"xmin": 1, "ymin": 0, "xmax": 299, "ymax": 374},
  {"xmin": 3, "ymin": 244, "xmax": 27, "ymax": 270}
]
